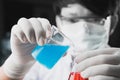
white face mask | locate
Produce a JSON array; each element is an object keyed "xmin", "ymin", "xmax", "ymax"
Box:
[{"xmin": 57, "ymin": 16, "xmax": 111, "ymax": 55}]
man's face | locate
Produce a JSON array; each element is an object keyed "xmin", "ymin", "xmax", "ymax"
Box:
[{"xmin": 56, "ymin": 3, "xmax": 111, "ymax": 52}]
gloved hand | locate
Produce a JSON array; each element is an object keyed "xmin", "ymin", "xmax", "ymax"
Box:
[
  {"xmin": 3, "ymin": 17, "xmax": 51, "ymax": 79},
  {"xmin": 11, "ymin": 17, "xmax": 51, "ymax": 63},
  {"xmin": 74, "ymin": 48, "xmax": 120, "ymax": 80}
]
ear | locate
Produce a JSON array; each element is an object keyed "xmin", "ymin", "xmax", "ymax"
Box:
[
  {"xmin": 55, "ymin": 15, "xmax": 63, "ymax": 29},
  {"xmin": 110, "ymin": 14, "xmax": 119, "ymax": 35}
]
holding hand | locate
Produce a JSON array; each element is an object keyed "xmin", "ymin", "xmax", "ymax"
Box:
[
  {"xmin": 74, "ymin": 48, "xmax": 120, "ymax": 80},
  {"xmin": 11, "ymin": 17, "xmax": 51, "ymax": 63},
  {"xmin": 3, "ymin": 17, "xmax": 52, "ymax": 79}
]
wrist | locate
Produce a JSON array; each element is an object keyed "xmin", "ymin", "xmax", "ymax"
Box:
[{"xmin": 3, "ymin": 54, "xmax": 35, "ymax": 79}]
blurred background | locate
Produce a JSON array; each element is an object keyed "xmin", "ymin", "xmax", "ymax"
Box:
[{"xmin": 0, "ymin": 0, "xmax": 120, "ymax": 66}]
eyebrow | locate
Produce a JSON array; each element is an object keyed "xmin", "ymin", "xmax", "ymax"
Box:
[
  {"xmin": 60, "ymin": 11, "xmax": 105, "ymax": 19},
  {"xmin": 60, "ymin": 15, "xmax": 104, "ymax": 19}
]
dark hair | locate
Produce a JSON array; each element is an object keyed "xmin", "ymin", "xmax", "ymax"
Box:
[{"xmin": 53, "ymin": 0, "xmax": 120, "ymax": 18}]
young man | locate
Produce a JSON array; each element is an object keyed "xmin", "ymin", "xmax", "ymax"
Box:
[{"xmin": 0, "ymin": 0, "xmax": 120, "ymax": 80}]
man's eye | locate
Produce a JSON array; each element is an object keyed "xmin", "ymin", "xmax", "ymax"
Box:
[
  {"xmin": 85, "ymin": 18, "xmax": 103, "ymax": 23},
  {"xmin": 69, "ymin": 19, "xmax": 79, "ymax": 23},
  {"xmin": 85, "ymin": 18, "xmax": 96, "ymax": 22}
]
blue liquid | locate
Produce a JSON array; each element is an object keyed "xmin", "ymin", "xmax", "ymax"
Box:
[{"xmin": 32, "ymin": 44, "xmax": 69, "ymax": 69}]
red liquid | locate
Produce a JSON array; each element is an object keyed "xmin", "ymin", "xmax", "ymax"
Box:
[{"xmin": 68, "ymin": 72, "xmax": 88, "ymax": 80}]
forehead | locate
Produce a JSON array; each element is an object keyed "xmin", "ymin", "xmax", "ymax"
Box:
[{"xmin": 61, "ymin": 3, "xmax": 97, "ymax": 18}]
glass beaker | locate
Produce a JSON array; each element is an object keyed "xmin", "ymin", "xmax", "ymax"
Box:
[{"xmin": 32, "ymin": 26, "xmax": 73, "ymax": 69}]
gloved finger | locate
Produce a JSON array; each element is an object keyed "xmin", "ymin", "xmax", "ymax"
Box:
[
  {"xmin": 114, "ymin": 49, "xmax": 120, "ymax": 56},
  {"xmin": 75, "ymin": 54, "xmax": 120, "ymax": 72},
  {"xmin": 37, "ymin": 18, "xmax": 52, "ymax": 38},
  {"xmin": 17, "ymin": 17, "xmax": 36, "ymax": 44},
  {"xmin": 29, "ymin": 18, "xmax": 46, "ymax": 45},
  {"xmin": 80, "ymin": 64, "xmax": 120, "ymax": 78},
  {"xmin": 75, "ymin": 48, "xmax": 119, "ymax": 64},
  {"xmin": 11, "ymin": 24, "xmax": 28, "ymax": 43},
  {"xmin": 89, "ymin": 75, "xmax": 120, "ymax": 80}
]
